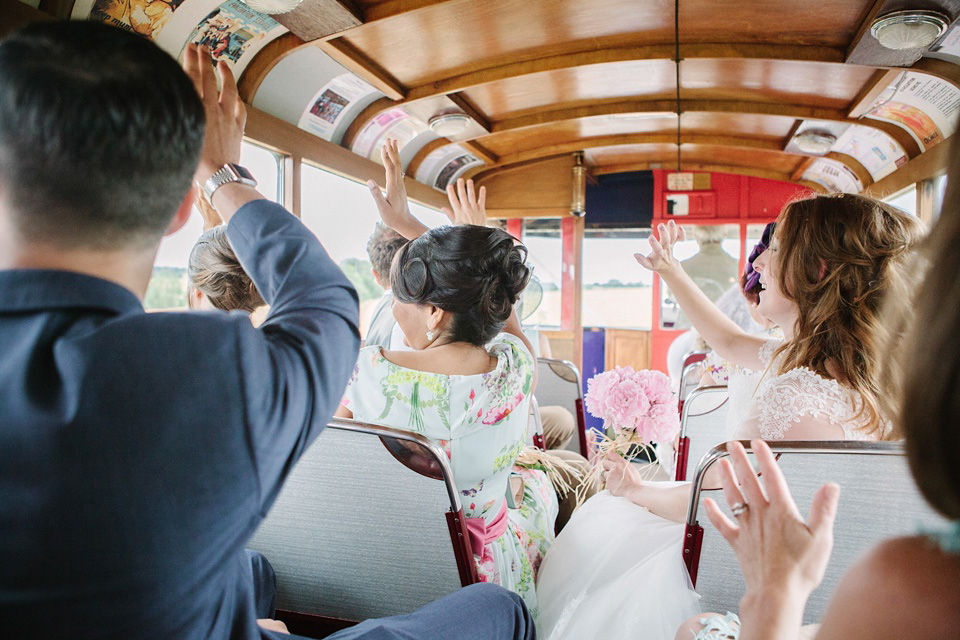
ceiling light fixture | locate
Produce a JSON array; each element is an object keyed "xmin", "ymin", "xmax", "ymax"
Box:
[
  {"xmin": 871, "ymin": 10, "xmax": 950, "ymax": 50},
  {"xmin": 793, "ymin": 130, "xmax": 837, "ymax": 155},
  {"xmin": 241, "ymin": 0, "xmax": 303, "ymax": 13},
  {"xmin": 428, "ymin": 113, "xmax": 471, "ymax": 138}
]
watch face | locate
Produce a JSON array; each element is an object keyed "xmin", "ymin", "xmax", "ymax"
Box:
[{"xmin": 229, "ymin": 164, "xmax": 255, "ymax": 181}]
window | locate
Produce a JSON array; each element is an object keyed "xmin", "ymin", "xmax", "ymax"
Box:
[
  {"xmin": 522, "ymin": 220, "xmax": 563, "ymax": 328},
  {"xmin": 582, "ymin": 229, "xmax": 653, "ymax": 329},
  {"xmin": 299, "ymin": 162, "xmax": 447, "ymax": 335},
  {"xmin": 145, "ymin": 140, "xmax": 284, "ymax": 310},
  {"xmin": 659, "ymin": 224, "xmax": 741, "ymax": 330},
  {"xmin": 884, "ymin": 185, "xmax": 917, "ymax": 217}
]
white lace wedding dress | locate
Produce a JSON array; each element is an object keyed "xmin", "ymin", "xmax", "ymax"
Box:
[{"xmin": 535, "ymin": 339, "xmax": 874, "ymax": 640}]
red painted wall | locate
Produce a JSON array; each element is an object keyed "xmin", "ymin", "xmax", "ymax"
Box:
[{"xmin": 649, "ymin": 170, "xmax": 814, "ymax": 374}]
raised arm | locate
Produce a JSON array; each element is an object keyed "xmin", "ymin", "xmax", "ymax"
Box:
[
  {"xmin": 186, "ymin": 45, "xmax": 360, "ymax": 511},
  {"xmin": 636, "ymin": 220, "xmax": 766, "ymax": 370},
  {"xmin": 367, "ymin": 138, "xmax": 429, "ymax": 240},
  {"xmin": 183, "ymin": 45, "xmax": 264, "ymax": 220}
]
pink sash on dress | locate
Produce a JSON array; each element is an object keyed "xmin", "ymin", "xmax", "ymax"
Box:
[{"xmin": 464, "ymin": 502, "xmax": 509, "ymax": 556}]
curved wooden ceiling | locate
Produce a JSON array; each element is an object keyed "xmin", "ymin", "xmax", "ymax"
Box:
[{"xmin": 236, "ymin": 0, "xmax": 960, "ymax": 192}]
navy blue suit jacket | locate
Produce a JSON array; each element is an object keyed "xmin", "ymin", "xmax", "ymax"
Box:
[{"xmin": 0, "ymin": 200, "xmax": 360, "ymax": 638}]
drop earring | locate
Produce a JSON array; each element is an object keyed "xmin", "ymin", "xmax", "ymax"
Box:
[{"xmin": 426, "ymin": 329, "xmax": 436, "ymax": 341}]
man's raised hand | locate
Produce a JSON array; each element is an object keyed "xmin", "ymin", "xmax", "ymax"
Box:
[{"xmin": 442, "ymin": 178, "xmax": 487, "ymax": 226}]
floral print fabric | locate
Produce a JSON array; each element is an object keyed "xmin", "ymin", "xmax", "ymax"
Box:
[{"xmin": 342, "ymin": 333, "xmax": 557, "ymax": 615}]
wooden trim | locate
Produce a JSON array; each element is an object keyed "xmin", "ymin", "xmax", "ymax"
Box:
[
  {"xmin": 403, "ymin": 42, "xmax": 845, "ymax": 102},
  {"xmin": 447, "ymin": 93, "xmax": 491, "ymax": 132},
  {"xmin": 490, "ymin": 133, "xmax": 784, "ymax": 170},
  {"xmin": 798, "ymin": 180, "xmax": 828, "ymax": 194},
  {"xmin": 485, "ymin": 207, "xmax": 573, "ymax": 219},
  {"xmin": 341, "ymin": 97, "xmax": 398, "ymax": 149},
  {"xmin": 863, "ymin": 138, "xmax": 952, "ymax": 199},
  {"xmin": 244, "ymin": 105, "xmax": 448, "ymax": 209},
  {"xmin": 460, "ymin": 140, "xmax": 498, "ymax": 165},
  {"xmin": 237, "ymin": 33, "xmax": 306, "ymax": 103},
  {"xmin": 36, "ymin": 0, "xmax": 73, "ymax": 18},
  {"xmin": 910, "ymin": 57, "xmax": 960, "ymax": 89},
  {"xmin": 791, "ymin": 157, "xmax": 817, "ymax": 181},
  {"xmin": 406, "ymin": 138, "xmax": 450, "ymax": 176},
  {"xmin": 826, "ymin": 152, "xmax": 873, "ymax": 187},
  {"xmin": 269, "ymin": 0, "xmax": 363, "ymax": 42},
  {"xmin": 847, "ymin": 69, "xmax": 900, "ymax": 119},
  {"xmin": 318, "ymin": 39, "xmax": 406, "ymax": 100},
  {"xmin": 486, "ymin": 99, "xmax": 922, "ymax": 158},
  {"xmin": 589, "ymin": 161, "xmax": 809, "ymax": 188}
]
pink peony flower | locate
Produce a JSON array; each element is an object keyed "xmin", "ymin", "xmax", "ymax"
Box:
[{"xmin": 585, "ymin": 367, "xmax": 679, "ymax": 444}]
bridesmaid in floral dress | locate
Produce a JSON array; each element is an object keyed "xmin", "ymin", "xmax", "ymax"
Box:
[{"xmin": 336, "ymin": 139, "xmax": 557, "ymax": 617}]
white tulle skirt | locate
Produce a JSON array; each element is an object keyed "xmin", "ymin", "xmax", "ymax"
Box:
[{"xmin": 535, "ymin": 489, "xmax": 701, "ymax": 640}]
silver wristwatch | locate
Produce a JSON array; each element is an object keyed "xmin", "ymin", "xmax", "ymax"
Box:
[{"xmin": 203, "ymin": 163, "xmax": 257, "ymax": 200}]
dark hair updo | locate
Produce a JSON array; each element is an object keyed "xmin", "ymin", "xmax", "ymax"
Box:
[{"xmin": 390, "ymin": 225, "xmax": 531, "ymax": 346}]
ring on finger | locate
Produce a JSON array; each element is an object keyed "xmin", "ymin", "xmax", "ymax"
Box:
[{"xmin": 731, "ymin": 502, "xmax": 749, "ymax": 517}]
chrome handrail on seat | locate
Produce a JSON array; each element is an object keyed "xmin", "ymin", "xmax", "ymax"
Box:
[
  {"xmin": 537, "ymin": 357, "xmax": 584, "ymax": 393},
  {"xmin": 684, "ymin": 440, "xmax": 906, "ymax": 527},
  {"xmin": 674, "ymin": 385, "xmax": 728, "ymax": 481},
  {"xmin": 326, "ymin": 417, "xmax": 462, "ymax": 512}
]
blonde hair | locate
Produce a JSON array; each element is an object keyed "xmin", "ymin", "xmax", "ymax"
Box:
[
  {"xmin": 771, "ymin": 193, "xmax": 925, "ymax": 439},
  {"xmin": 187, "ymin": 226, "xmax": 265, "ymax": 313}
]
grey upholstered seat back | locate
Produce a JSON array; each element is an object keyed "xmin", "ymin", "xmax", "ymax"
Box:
[
  {"xmin": 247, "ymin": 421, "xmax": 465, "ymax": 621},
  {"xmin": 680, "ymin": 387, "xmax": 729, "ymax": 481},
  {"xmin": 693, "ymin": 442, "xmax": 946, "ymax": 624},
  {"xmin": 535, "ymin": 357, "xmax": 583, "ymax": 454}
]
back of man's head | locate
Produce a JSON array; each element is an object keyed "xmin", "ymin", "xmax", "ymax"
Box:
[
  {"xmin": 366, "ymin": 223, "xmax": 407, "ymax": 284},
  {"xmin": 0, "ymin": 21, "xmax": 205, "ymax": 250}
]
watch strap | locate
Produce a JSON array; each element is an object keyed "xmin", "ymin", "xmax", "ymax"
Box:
[{"xmin": 203, "ymin": 163, "xmax": 257, "ymax": 200}]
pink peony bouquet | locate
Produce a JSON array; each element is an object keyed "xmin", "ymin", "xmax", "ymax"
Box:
[
  {"xmin": 581, "ymin": 368, "xmax": 679, "ymax": 489},
  {"xmin": 585, "ymin": 367, "xmax": 678, "ymax": 445}
]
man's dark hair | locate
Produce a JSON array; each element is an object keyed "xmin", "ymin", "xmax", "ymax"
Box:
[
  {"xmin": 0, "ymin": 21, "xmax": 205, "ymax": 249},
  {"xmin": 366, "ymin": 223, "xmax": 407, "ymax": 284}
]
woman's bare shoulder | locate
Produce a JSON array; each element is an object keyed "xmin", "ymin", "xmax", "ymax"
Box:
[
  {"xmin": 380, "ymin": 346, "xmax": 496, "ymax": 376},
  {"xmin": 816, "ymin": 535, "xmax": 960, "ymax": 640}
]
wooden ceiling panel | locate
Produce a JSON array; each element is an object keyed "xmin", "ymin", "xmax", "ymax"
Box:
[
  {"xmin": 479, "ymin": 116, "xmax": 678, "ymax": 156},
  {"xmin": 341, "ymin": 0, "xmax": 675, "ymax": 86},
  {"xmin": 585, "ymin": 143, "xmax": 806, "ymax": 175},
  {"xmin": 680, "ymin": 59, "xmax": 877, "ymax": 108},
  {"xmin": 585, "ymin": 144, "xmax": 681, "ymax": 167},
  {"xmin": 678, "ymin": 113, "xmax": 798, "ymax": 139},
  {"xmin": 462, "ymin": 60, "xmax": 676, "ymax": 119},
  {"xmin": 679, "ymin": 0, "xmax": 872, "ymax": 47},
  {"xmin": 678, "ymin": 145, "xmax": 806, "ymax": 173}
]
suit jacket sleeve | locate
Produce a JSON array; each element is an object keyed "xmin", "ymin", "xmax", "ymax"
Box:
[{"xmin": 226, "ymin": 200, "xmax": 361, "ymax": 514}]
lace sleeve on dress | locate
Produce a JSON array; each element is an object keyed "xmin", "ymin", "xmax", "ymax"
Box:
[
  {"xmin": 757, "ymin": 339, "xmax": 782, "ymax": 367},
  {"xmin": 753, "ymin": 368, "xmax": 862, "ymax": 440}
]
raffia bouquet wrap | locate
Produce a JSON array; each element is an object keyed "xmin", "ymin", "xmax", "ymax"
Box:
[{"xmin": 581, "ymin": 367, "xmax": 680, "ymax": 493}]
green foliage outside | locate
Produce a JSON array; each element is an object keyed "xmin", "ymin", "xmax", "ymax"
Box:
[
  {"xmin": 145, "ymin": 267, "xmax": 188, "ymax": 310},
  {"xmin": 339, "ymin": 258, "xmax": 383, "ymax": 302}
]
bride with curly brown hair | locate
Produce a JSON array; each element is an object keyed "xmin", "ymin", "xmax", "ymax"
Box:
[{"xmin": 535, "ymin": 193, "xmax": 925, "ymax": 640}]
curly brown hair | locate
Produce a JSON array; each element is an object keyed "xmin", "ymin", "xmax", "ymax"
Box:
[{"xmin": 770, "ymin": 193, "xmax": 925, "ymax": 439}]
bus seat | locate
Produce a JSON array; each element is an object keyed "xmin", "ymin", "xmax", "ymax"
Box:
[
  {"xmin": 677, "ymin": 350, "xmax": 709, "ymax": 415},
  {"xmin": 535, "ymin": 357, "xmax": 589, "ymax": 457},
  {"xmin": 247, "ymin": 418, "xmax": 477, "ymax": 630},
  {"xmin": 528, "ymin": 396, "xmax": 546, "ymax": 450},
  {"xmin": 673, "ymin": 386, "xmax": 729, "ymax": 481},
  {"xmin": 682, "ymin": 441, "xmax": 946, "ymax": 625}
]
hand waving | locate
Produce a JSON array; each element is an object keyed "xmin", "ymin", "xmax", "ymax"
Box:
[
  {"xmin": 183, "ymin": 44, "xmax": 245, "ymax": 185},
  {"xmin": 634, "ymin": 220, "xmax": 685, "ymax": 276},
  {"xmin": 704, "ymin": 440, "xmax": 840, "ymax": 600},
  {"xmin": 442, "ymin": 177, "xmax": 487, "ymax": 226},
  {"xmin": 367, "ymin": 139, "xmax": 427, "ymax": 239}
]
